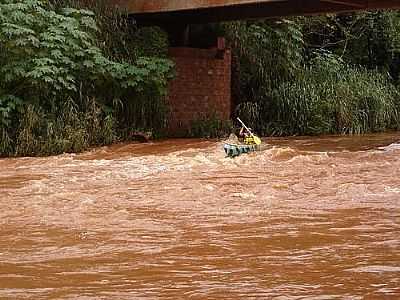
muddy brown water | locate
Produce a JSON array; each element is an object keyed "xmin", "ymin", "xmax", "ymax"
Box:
[{"xmin": 1, "ymin": 133, "xmax": 399, "ymax": 299}]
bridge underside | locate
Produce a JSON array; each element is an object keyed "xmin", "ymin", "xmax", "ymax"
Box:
[{"xmin": 111, "ymin": 0, "xmax": 400, "ymax": 25}]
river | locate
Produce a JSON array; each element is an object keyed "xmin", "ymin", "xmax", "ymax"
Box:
[{"xmin": 0, "ymin": 133, "xmax": 399, "ymax": 299}]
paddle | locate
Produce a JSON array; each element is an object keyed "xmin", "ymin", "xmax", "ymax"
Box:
[{"xmin": 237, "ymin": 117, "xmax": 261, "ymax": 145}]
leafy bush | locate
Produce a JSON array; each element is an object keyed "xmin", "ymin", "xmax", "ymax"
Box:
[{"xmin": 0, "ymin": 0, "xmax": 173, "ymax": 156}]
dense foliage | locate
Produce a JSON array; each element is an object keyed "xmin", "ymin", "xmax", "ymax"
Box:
[
  {"xmin": 227, "ymin": 11, "xmax": 400, "ymax": 136},
  {"xmin": 0, "ymin": 0, "xmax": 173, "ymax": 156},
  {"xmin": 1, "ymin": 0, "xmax": 400, "ymax": 155}
]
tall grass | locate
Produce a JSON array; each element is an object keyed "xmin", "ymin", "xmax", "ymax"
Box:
[
  {"xmin": 189, "ymin": 112, "xmax": 233, "ymax": 138},
  {"xmin": 229, "ymin": 13, "xmax": 400, "ymax": 136},
  {"xmin": 237, "ymin": 52, "xmax": 400, "ymax": 136},
  {"xmin": 0, "ymin": 97, "xmax": 116, "ymax": 157}
]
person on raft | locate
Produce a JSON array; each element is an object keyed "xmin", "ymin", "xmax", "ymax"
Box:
[{"xmin": 239, "ymin": 126, "xmax": 255, "ymax": 145}]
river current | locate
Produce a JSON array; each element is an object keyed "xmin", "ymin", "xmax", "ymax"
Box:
[{"xmin": 0, "ymin": 133, "xmax": 399, "ymax": 299}]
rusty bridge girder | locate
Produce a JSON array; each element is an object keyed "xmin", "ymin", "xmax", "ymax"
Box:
[{"xmin": 110, "ymin": 0, "xmax": 400, "ymax": 25}]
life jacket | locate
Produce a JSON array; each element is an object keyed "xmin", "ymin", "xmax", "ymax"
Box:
[{"xmin": 244, "ymin": 136, "xmax": 255, "ymax": 145}]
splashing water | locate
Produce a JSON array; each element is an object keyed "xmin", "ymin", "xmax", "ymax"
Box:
[{"xmin": 0, "ymin": 134, "xmax": 399, "ymax": 299}]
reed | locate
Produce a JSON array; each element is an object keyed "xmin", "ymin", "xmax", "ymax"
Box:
[
  {"xmin": 229, "ymin": 14, "xmax": 400, "ymax": 136},
  {"xmin": 236, "ymin": 52, "xmax": 400, "ymax": 136},
  {"xmin": 189, "ymin": 113, "xmax": 233, "ymax": 138}
]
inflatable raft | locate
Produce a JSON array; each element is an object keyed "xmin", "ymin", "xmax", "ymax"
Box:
[{"xmin": 223, "ymin": 142, "xmax": 260, "ymax": 157}]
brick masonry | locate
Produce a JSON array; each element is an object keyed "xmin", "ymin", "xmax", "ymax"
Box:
[{"xmin": 167, "ymin": 47, "xmax": 231, "ymax": 136}]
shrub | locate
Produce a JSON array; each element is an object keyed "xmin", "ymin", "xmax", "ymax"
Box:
[{"xmin": 0, "ymin": 0, "xmax": 173, "ymax": 156}]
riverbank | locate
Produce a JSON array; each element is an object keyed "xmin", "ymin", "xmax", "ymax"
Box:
[{"xmin": 1, "ymin": 2, "xmax": 400, "ymax": 157}]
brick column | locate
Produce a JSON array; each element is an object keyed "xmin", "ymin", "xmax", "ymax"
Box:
[{"xmin": 167, "ymin": 47, "xmax": 231, "ymax": 136}]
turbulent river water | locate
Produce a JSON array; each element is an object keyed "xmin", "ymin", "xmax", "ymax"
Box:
[{"xmin": 1, "ymin": 133, "xmax": 400, "ymax": 299}]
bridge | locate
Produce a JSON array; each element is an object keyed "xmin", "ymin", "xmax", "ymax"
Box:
[
  {"xmin": 108, "ymin": 0, "xmax": 400, "ymax": 135},
  {"xmin": 111, "ymin": 0, "xmax": 400, "ymax": 24}
]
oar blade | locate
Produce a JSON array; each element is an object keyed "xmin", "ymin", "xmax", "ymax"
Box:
[{"xmin": 254, "ymin": 136, "xmax": 262, "ymax": 145}]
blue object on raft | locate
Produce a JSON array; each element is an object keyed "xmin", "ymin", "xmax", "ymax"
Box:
[{"xmin": 223, "ymin": 142, "xmax": 259, "ymax": 158}]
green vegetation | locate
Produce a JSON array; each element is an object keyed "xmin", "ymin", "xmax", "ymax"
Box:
[
  {"xmin": 226, "ymin": 11, "xmax": 400, "ymax": 136},
  {"xmin": 189, "ymin": 113, "xmax": 233, "ymax": 138},
  {"xmin": 1, "ymin": 0, "xmax": 400, "ymax": 155},
  {"xmin": 0, "ymin": 0, "xmax": 173, "ymax": 156}
]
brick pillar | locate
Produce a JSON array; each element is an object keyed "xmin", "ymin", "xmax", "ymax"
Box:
[{"xmin": 167, "ymin": 46, "xmax": 231, "ymax": 136}]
